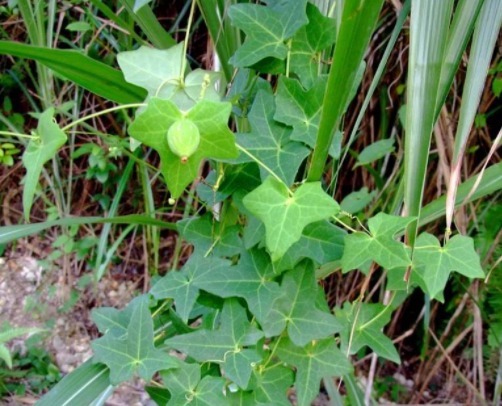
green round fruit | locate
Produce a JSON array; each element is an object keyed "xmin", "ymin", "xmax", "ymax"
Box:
[{"xmin": 166, "ymin": 118, "xmax": 200, "ymax": 161}]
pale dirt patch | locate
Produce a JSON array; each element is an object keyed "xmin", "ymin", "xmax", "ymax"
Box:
[{"xmin": 0, "ymin": 254, "xmax": 153, "ymax": 405}]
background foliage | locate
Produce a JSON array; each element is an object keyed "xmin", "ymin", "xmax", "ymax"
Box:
[{"xmin": 0, "ymin": 0, "xmax": 500, "ymax": 404}]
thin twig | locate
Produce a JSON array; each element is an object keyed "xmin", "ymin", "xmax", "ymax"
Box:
[
  {"xmin": 415, "ymin": 324, "xmax": 473, "ymax": 402},
  {"xmin": 428, "ymin": 328, "xmax": 487, "ymax": 406}
]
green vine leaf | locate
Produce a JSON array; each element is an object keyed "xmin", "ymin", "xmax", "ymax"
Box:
[
  {"xmin": 165, "ymin": 299, "xmax": 263, "ymax": 389},
  {"xmin": 277, "ymin": 337, "xmax": 352, "ymax": 406},
  {"xmin": 263, "ymin": 261, "xmax": 342, "ymax": 346},
  {"xmin": 162, "ymin": 361, "xmax": 229, "ymax": 406},
  {"xmin": 91, "ymin": 295, "xmax": 177, "ymax": 384},
  {"xmin": 22, "ymin": 108, "xmax": 67, "ymax": 220},
  {"xmin": 118, "ymin": 44, "xmax": 221, "ymax": 109},
  {"xmin": 150, "ymin": 254, "xmax": 231, "ymax": 323},
  {"xmin": 274, "ymin": 76, "xmax": 333, "ymax": 153},
  {"xmin": 230, "ymin": 366, "xmax": 294, "ymax": 406},
  {"xmin": 194, "ymin": 247, "xmax": 282, "ymax": 326},
  {"xmin": 341, "ymin": 213, "xmax": 414, "ymax": 273},
  {"xmin": 128, "ymin": 98, "xmax": 238, "ymax": 197},
  {"xmin": 91, "ymin": 295, "xmax": 147, "ymax": 338},
  {"xmin": 411, "ymin": 233, "xmax": 484, "ymax": 300},
  {"xmin": 228, "ymin": 0, "xmax": 308, "ymax": 67},
  {"xmin": 276, "ymin": 220, "xmax": 346, "ymax": 272},
  {"xmin": 236, "ymin": 89, "xmax": 310, "ymax": 186},
  {"xmin": 252, "ymin": 366, "xmax": 294, "ymax": 406},
  {"xmin": 242, "ymin": 215, "xmax": 265, "ymax": 250},
  {"xmin": 290, "ymin": 3, "xmax": 337, "ymax": 88},
  {"xmin": 177, "ymin": 214, "xmax": 242, "ymax": 258},
  {"xmin": 336, "ymin": 302, "xmax": 400, "ymax": 364},
  {"xmin": 118, "ymin": 43, "xmax": 184, "ymax": 97},
  {"xmin": 243, "ymin": 177, "xmax": 339, "ymax": 261}
]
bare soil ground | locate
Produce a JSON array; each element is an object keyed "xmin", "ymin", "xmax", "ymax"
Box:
[{"xmin": 0, "ymin": 252, "xmax": 154, "ymax": 405}]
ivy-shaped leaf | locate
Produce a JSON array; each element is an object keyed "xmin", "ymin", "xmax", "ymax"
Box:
[
  {"xmin": 118, "ymin": 44, "xmax": 221, "ymax": 109},
  {"xmin": 22, "ymin": 108, "xmax": 67, "ymax": 219},
  {"xmin": 165, "ymin": 299, "xmax": 264, "ymax": 389},
  {"xmin": 262, "ymin": 261, "xmax": 342, "ymax": 345},
  {"xmin": 238, "ymin": 211, "xmax": 345, "ymax": 270},
  {"xmin": 341, "ymin": 213, "xmax": 414, "ymax": 273},
  {"xmin": 243, "ymin": 177, "xmax": 339, "ymax": 261},
  {"xmin": 274, "ymin": 76, "xmax": 330, "ymax": 151},
  {"xmin": 230, "ymin": 366, "xmax": 294, "ymax": 406},
  {"xmin": 252, "ymin": 365, "xmax": 294, "ymax": 406},
  {"xmin": 128, "ymin": 98, "xmax": 238, "ymax": 197},
  {"xmin": 236, "ymin": 89, "xmax": 310, "ymax": 186},
  {"xmin": 243, "ymin": 217, "xmax": 265, "ymax": 250},
  {"xmin": 91, "ymin": 295, "xmax": 177, "ymax": 384},
  {"xmin": 277, "ymin": 337, "xmax": 352, "ymax": 406},
  {"xmin": 411, "ymin": 233, "xmax": 484, "ymax": 300},
  {"xmin": 118, "ymin": 43, "xmax": 184, "ymax": 98},
  {"xmin": 195, "ymin": 248, "xmax": 282, "ymax": 326},
  {"xmin": 91, "ymin": 295, "xmax": 147, "ymax": 338},
  {"xmin": 150, "ymin": 254, "xmax": 231, "ymax": 323},
  {"xmin": 335, "ymin": 302, "xmax": 400, "ymax": 364},
  {"xmin": 276, "ymin": 220, "xmax": 346, "ymax": 271},
  {"xmin": 228, "ymin": 0, "xmax": 308, "ymax": 67},
  {"xmin": 290, "ymin": 3, "xmax": 337, "ymax": 88},
  {"xmin": 162, "ymin": 361, "xmax": 229, "ymax": 406},
  {"xmin": 177, "ymin": 214, "xmax": 242, "ymax": 257}
]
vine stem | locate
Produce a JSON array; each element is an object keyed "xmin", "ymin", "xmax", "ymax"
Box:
[
  {"xmin": 0, "ymin": 130, "xmax": 38, "ymax": 140},
  {"xmin": 331, "ymin": 214, "xmax": 358, "ymax": 234},
  {"xmin": 358, "ymin": 291, "xmax": 396, "ymax": 331},
  {"xmin": 61, "ymin": 103, "xmax": 145, "ymax": 132},
  {"xmin": 261, "ymin": 335, "xmax": 283, "ymax": 370},
  {"xmin": 285, "ymin": 39, "xmax": 292, "ymax": 77},
  {"xmin": 235, "ymin": 143, "xmax": 289, "ymax": 190},
  {"xmin": 180, "ymin": 0, "xmax": 198, "ymax": 81}
]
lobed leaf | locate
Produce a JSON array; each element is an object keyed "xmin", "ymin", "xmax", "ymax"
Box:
[
  {"xmin": 276, "ymin": 220, "xmax": 346, "ymax": 272},
  {"xmin": 341, "ymin": 213, "xmax": 414, "ymax": 273},
  {"xmin": 194, "ymin": 248, "xmax": 282, "ymax": 326},
  {"xmin": 263, "ymin": 261, "xmax": 342, "ymax": 345},
  {"xmin": 165, "ymin": 299, "xmax": 263, "ymax": 389},
  {"xmin": 243, "ymin": 177, "xmax": 339, "ymax": 261},
  {"xmin": 91, "ymin": 296, "xmax": 177, "ymax": 384},
  {"xmin": 228, "ymin": 0, "xmax": 308, "ymax": 67},
  {"xmin": 274, "ymin": 76, "xmax": 338, "ymax": 157},
  {"xmin": 336, "ymin": 302, "xmax": 400, "ymax": 363},
  {"xmin": 277, "ymin": 337, "xmax": 352, "ymax": 406},
  {"xmin": 289, "ymin": 3, "xmax": 337, "ymax": 88},
  {"xmin": 162, "ymin": 361, "xmax": 229, "ymax": 406},
  {"xmin": 411, "ymin": 233, "xmax": 485, "ymax": 300},
  {"xmin": 128, "ymin": 98, "xmax": 237, "ymax": 197},
  {"xmin": 177, "ymin": 214, "xmax": 242, "ymax": 258},
  {"xmin": 236, "ymin": 89, "xmax": 310, "ymax": 186},
  {"xmin": 118, "ymin": 44, "xmax": 222, "ymax": 109},
  {"xmin": 150, "ymin": 254, "xmax": 232, "ymax": 323}
]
